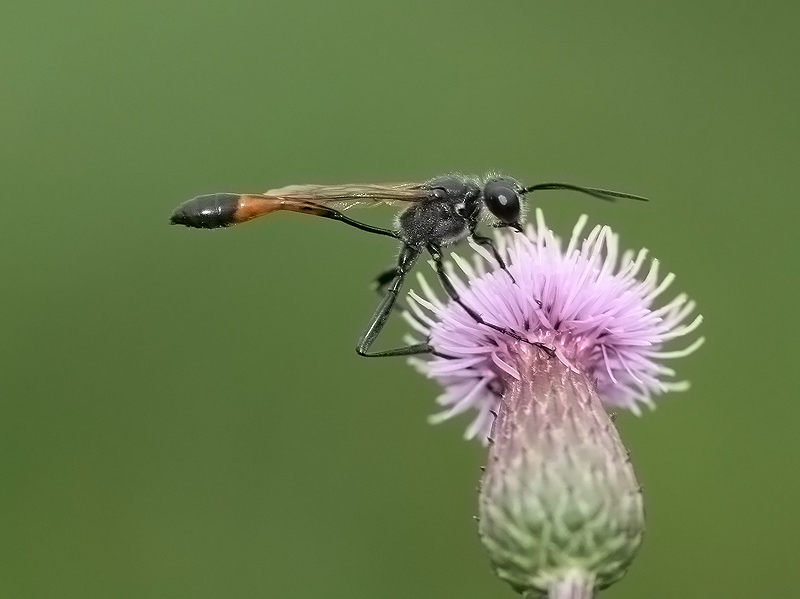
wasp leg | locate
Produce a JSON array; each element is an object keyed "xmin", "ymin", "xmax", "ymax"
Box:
[
  {"xmin": 369, "ymin": 265, "xmax": 460, "ymax": 358},
  {"xmin": 356, "ymin": 245, "xmax": 432, "ymax": 357},
  {"xmin": 427, "ymin": 245, "xmax": 554, "ymax": 357},
  {"xmin": 314, "ymin": 207, "xmax": 399, "ymax": 239},
  {"xmin": 314, "ymin": 210, "xmax": 429, "ymax": 355},
  {"xmin": 469, "ymin": 232, "xmax": 515, "ymax": 283},
  {"xmin": 373, "ymin": 265, "xmax": 429, "ymax": 327}
]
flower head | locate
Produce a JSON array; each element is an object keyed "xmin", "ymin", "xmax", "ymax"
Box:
[
  {"xmin": 405, "ymin": 208, "xmax": 704, "ymax": 442},
  {"xmin": 402, "ymin": 209, "xmax": 703, "ymax": 598}
]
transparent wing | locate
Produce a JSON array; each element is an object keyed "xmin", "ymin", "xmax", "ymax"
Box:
[{"xmin": 261, "ymin": 182, "xmax": 432, "ymax": 210}]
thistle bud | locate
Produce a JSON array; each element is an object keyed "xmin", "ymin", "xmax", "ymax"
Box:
[{"xmin": 478, "ymin": 347, "xmax": 644, "ymax": 597}]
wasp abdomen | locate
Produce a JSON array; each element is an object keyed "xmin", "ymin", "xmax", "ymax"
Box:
[{"xmin": 169, "ymin": 193, "xmax": 241, "ymax": 229}]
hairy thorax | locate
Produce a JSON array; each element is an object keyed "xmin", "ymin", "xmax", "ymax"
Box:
[{"xmin": 396, "ymin": 199, "xmax": 471, "ymax": 248}]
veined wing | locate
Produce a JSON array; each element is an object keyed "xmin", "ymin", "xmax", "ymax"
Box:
[{"xmin": 261, "ymin": 182, "xmax": 432, "ymax": 210}]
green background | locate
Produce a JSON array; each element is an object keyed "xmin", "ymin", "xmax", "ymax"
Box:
[{"xmin": 2, "ymin": 1, "xmax": 797, "ymax": 597}]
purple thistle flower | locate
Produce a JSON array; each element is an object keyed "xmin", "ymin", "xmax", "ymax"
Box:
[
  {"xmin": 403, "ymin": 209, "xmax": 703, "ymax": 598},
  {"xmin": 406, "ymin": 209, "xmax": 703, "ymax": 440}
]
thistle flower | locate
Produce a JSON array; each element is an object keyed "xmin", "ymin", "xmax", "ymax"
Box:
[{"xmin": 404, "ymin": 209, "xmax": 703, "ymax": 598}]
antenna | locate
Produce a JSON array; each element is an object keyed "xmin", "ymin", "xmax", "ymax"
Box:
[{"xmin": 521, "ymin": 183, "xmax": 648, "ymax": 203}]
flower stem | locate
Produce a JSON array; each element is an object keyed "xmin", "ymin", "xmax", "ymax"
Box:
[{"xmin": 548, "ymin": 572, "xmax": 595, "ymax": 599}]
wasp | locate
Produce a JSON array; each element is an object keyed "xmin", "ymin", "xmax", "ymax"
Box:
[{"xmin": 170, "ymin": 174, "xmax": 646, "ymax": 357}]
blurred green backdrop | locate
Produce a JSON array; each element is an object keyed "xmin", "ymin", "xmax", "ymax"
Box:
[{"xmin": 1, "ymin": 1, "xmax": 798, "ymax": 597}]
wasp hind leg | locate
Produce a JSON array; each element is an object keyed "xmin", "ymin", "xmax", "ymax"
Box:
[
  {"xmin": 356, "ymin": 245, "xmax": 432, "ymax": 358},
  {"xmin": 311, "ymin": 205, "xmax": 399, "ymax": 239}
]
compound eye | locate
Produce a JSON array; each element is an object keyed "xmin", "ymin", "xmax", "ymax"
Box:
[{"xmin": 483, "ymin": 179, "xmax": 521, "ymax": 224}]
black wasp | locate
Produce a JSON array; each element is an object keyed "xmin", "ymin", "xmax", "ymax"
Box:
[{"xmin": 170, "ymin": 174, "xmax": 646, "ymax": 357}]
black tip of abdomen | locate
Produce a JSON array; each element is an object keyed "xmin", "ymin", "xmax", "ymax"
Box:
[{"xmin": 170, "ymin": 193, "xmax": 241, "ymax": 229}]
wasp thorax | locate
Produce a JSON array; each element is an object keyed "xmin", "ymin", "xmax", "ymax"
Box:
[{"xmin": 426, "ymin": 175, "xmax": 481, "ymax": 203}]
